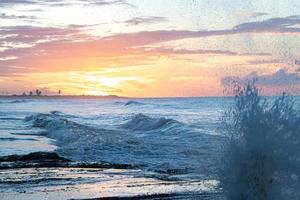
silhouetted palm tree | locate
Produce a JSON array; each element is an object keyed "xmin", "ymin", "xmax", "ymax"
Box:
[{"xmin": 35, "ymin": 89, "xmax": 42, "ymax": 96}]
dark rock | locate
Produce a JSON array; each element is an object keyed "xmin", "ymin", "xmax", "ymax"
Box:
[
  {"xmin": 0, "ymin": 152, "xmax": 71, "ymax": 162},
  {"xmin": 0, "ymin": 152, "xmax": 137, "ymax": 170},
  {"xmin": 72, "ymin": 192, "xmax": 216, "ymax": 200}
]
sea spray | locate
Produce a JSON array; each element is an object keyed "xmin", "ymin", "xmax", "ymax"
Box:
[{"xmin": 220, "ymin": 82, "xmax": 300, "ymax": 200}]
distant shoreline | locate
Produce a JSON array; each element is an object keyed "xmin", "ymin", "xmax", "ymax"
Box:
[
  {"xmin": 0, "ymin": 95, "xmax": 299, "ymax": 99},
  {"xmin": 0, "ymin": 95, "xmax": 123, "ymax": 99}
]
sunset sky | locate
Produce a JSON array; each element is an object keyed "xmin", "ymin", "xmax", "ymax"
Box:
[{"xmin": 0, "ymin": 0, "xmax": 300, "ymax": 97}]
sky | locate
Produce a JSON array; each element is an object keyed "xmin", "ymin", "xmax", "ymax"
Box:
[{"xmin": 0, "ymin": 0, "xmax": 300, "ymax": 97}]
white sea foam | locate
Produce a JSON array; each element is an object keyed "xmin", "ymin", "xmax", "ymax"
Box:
[{"xmin": 24, "ymin": 112, "xmax": 223, "ymax": 179}]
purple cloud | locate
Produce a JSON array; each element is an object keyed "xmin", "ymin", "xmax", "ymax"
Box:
[
  {"xmin": 233, "ymin": 15, "xmax": 300, "ymax": 33},
  {"xmin": 1, "ymin": 16, "xmax": 300, "ymax": 75},
  {"xmin": 139, "ymin": 46, "xmax": 270, "ymax": 56},
  {"xmin": 2, "ymin": 15, "xmax": 300, "ymax": 52},
  {"xmin": 222, "ymin": 69, "xmax": 300, "ymax": 87},
  {"xmin": 123, "ymin": 16, "xmax": 168, "ymax": 26},
  {"xmin": 0, "ymin": 13, "xmax": 37, "ymax": 20},
  {"xmin": 246, "ymin": 59, "xmax": 284, "ymax": 65},
  {"xmin": 0, "ymin": 0, "xmax": 134, "ymax": 7}
]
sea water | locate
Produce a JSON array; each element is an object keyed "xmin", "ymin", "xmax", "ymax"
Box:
[
  {"xmin": 0, "ymin": 97, "xmax": 226, "ymax": 178},
  {"xmin": 0, "ymin": 96, "xmax": 299, "ymax": 199}
]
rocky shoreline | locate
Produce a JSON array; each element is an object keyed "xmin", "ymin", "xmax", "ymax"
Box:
[
  {"xmin": 0, "ymin": 152, "xmax": 134, "ymax": 170},
  {"xmin": 0, "ymin": 152, "xmax": 221, "ymax": 200}
]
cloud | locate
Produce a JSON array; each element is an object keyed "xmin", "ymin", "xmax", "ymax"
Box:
[
  {"xmin": 0, "ymin": 0, "xmax": 65, "ymax": 6},
  {"xmin": 0, "ymin": 0, "xmax": 37, "ymax": 5},
  {"xmin": 123, "ymin": 16, "xmax": 168, "ymax": 26},
  {"xmin": 233, "ymin": 15, "xmax": 300, "ymax": 33},
  {"xmin": 0, "ymin": 65, "xmax": 34, "ymax": 76},
  {"xmin": 0, "ymin": 0, "xmax": 135, "ymax": 7},
  {"xmin": 111, "ymin": 15, "xmax": 300, "ymax": 42},
  {"xmin": 245, "ymin": 59, "xmax": 284, "ymax": 65},
  {"xmin": 0, "ymin": 13, "xmax": 37, "ymax": 20},
  {"xmin": 2, "ymin": 15, "xmax": 300, "ymax": 52},
  {"xmin": 0, "ymin": 25, "xmax": 87, "ymax": 47},
  {"xmin": 85, "ymin": 0, "xmax": 135, "ymax": 7},
  {"xmin": 141, "ymin": 46, "xmax": 271, "ymax": 56},
  {"xmin": 221, "ymin": 69, "xmax": 300, "ymax": 87},
  {"xmin": 235, "ymin": 12, "xmax": 268, "ymax": 19},
  {"xmin": 248, "ymin": 12, "xmax": 268, "ymax": 19},
  {"xmin": 2, "ymin": 15, "xmax": 300, "ymax": 75},
  {"xmin": 143, "ymin": 47, "xmax": 239, "ymax": 56},
  {"xmin": 0, "ymin": 28, "xmax": 246, "ymax": 74}
]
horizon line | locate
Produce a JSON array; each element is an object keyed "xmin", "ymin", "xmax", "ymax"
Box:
[{"xmin": 0, "ymin": 94, "xmax": 299, "ymax": 99}]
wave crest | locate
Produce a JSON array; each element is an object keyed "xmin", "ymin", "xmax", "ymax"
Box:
[
  {"xmin": 0, "ymin": 99, "xmax": 31, "ymax": 104},
  {"xmin": 121, "ymin": 113, "xmax": 180, "ymax": 131},
  {"xmin": 23, "ymin": 111, "xmax": 221, "ymax": 178},
  {"xmin": 24, "ymin": 113, "xmax": 81, "ymax": 131},
  {"xmin": 114, "ymin": 100, "xmax": 145, "ymax": 106},
  {"xmin": 124, "ymin": 101, "xmax": 145, "ymax": 106}
]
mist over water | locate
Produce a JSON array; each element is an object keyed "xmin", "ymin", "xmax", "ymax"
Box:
[{"xmin": 220, "ymin": 83, "xmax": 300, "ymax": 200}]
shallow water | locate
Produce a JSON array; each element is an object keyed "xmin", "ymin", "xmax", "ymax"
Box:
[{"xmin": 0, "ymin": 167, "xmax": 221, "ymax": 200}]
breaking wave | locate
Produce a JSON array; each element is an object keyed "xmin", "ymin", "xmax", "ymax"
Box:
[
  {"xmin": 121, "ymin": 113, "xmax": 181, "ymax": 131},
  {"xmin": 220, "ymin": 82, "xmax": 300, "ymax": 200},
  {"xmin": 25, "ymin": 113, "xmax": 81, "ymax": 130},
  {"xmin": 114, "ymin": 100, "xmax": 146, "ymax": 106},
  {"xmin": 0, "ymin": 99, "xmax": 31, "ymax": 104},
  {"xmin": 24, "ymin": 111, "xmax": 223, "ymax": 178},
  {"xmin": 124, "ymin": 100, "xmax": 145, "ymax": 106}
]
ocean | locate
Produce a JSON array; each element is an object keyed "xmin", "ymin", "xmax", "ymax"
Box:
[{"xmin": 0, "ymin": 96, "xmax": 299, "ymax": 199}]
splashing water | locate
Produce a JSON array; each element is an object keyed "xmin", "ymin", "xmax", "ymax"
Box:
[{"xmin": 220, "ymin": 82, "xmax": 300, "ymax": 200}]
